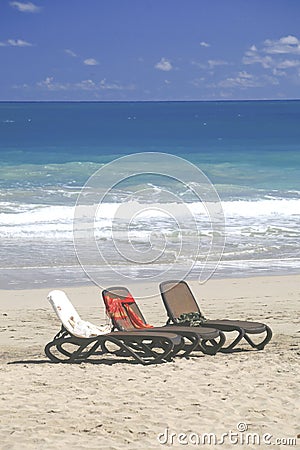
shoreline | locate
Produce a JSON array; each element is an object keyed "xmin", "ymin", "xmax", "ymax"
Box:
[
  {"xmin": 1, "ymin": 271, "xmax": 299, "ymax": 304},
  {"xmin": 1, "ymin": 266, "xmax": 300, "ymax": 292}
]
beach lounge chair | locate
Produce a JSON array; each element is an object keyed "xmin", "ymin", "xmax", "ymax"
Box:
[
  {"xmin": 160, "ymin": 280, "xmax": 273, "ymax": 352},
  {"xmin": 45, "ymin": 290, "xmax": 183, "ymax": 365},
  {"xmin": 102, "ymin": 287, "xmax": 226, "ymax": 356}
]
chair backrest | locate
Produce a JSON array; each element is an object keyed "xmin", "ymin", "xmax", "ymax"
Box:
[
  {"xmin": 48, "ymin": 290, "xmax": 81, "ymax": 335},
  {"xmin": 102, "ymin": 286, "xmax": 149, "ymax": 331},
  {"xmin": 159, "ymin": 280, "xmax": 201, "ymax": 323},
  {"xmin": 48, "ymin": 290, "xmax": 111, "ymax": 338}
]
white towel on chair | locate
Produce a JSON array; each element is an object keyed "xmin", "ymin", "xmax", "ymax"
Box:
[
  {"xmin": 71, "ymin": 318, "xmax": 111, "ymax": 338},
  {"xmin": 48, "ymin": 289, "xmax": 112, "ymax": 338}
]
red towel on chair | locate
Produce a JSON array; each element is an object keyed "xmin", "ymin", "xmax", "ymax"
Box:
[{"xmin": 105, "ymin": 295, "xmax": 153, "ymax": 329}]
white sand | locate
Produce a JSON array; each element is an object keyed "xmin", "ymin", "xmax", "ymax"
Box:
[{"xmin": 1, "ymin": 275, "xmax": 299, "ymax": 449}]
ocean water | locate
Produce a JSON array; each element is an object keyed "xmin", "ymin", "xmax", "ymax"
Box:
[{"xmin": 0, "ymin": 100, "xmax": 299, "ymax": 289}]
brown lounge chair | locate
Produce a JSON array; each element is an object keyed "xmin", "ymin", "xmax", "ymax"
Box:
[
  {"xmin": 160, "ymin": 280, "xmax": 273, "ymax": 352},
  {"xmin": 102, "ymin": 287, "xmax": 226, "ymax": 356},
  {"xmin": 45, "ymin": 290, "xmax": 183, "ymax": 365}
]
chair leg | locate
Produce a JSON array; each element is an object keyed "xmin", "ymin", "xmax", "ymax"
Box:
[
  {"xmin": 178, "ymin": 334, "xmax": 201, "ymax": 358},
  {"xmin": 45, "ymin": 338, "xmax": 72, "ymax": 363},
  {"xmin": 102, "ymin": 336, "xmax": 151, "ymax": 365},
  {"xmin": 140, "ymin": 336, "xmax": 186, "ymax": 360},
  {"xmin": 219, "ymin": 328, "xmax": 245, "ymax": 353},
  {"xmin": 45, "ymin": 336, "xmax": 98, "ymax": 362},
  {"xmin": 200, "ymin": 331, "xmax": 226, "ymax": 355},
  {"xmin": 101, "ymin": 335, "xmax": 176, "ymax": 365},
  {"xmin": 139, "ymin": 336, "xmax": 178, "ymax": 364},
  {"xmin": 243, "ymin": 326, "xmax": 273, "ymax": 350},
  {"xmin": 136, "ymin": 340, "xmax": 172, "ymax": 364}
]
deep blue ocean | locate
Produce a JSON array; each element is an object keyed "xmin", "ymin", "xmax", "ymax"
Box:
[{"xmin": 0, "ymin": 101, "xmax": 299, "ymax": 289}]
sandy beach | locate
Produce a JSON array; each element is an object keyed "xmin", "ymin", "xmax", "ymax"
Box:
[{"xmin": 1, "ymin": 274, "xmax": 299, "ymax": 449}]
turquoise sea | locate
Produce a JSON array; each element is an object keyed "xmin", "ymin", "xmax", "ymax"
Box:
[{"xmin": 0, "ymin": 101, "xmax": 299, "ymax": 288}]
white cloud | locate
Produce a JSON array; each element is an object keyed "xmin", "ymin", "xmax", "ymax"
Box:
[
  {"xmin": 191, "ymin": 77, "xmax": 205, "ymax": 87},
  {"xmin": 243, "ymin": 36, "xmax": 300, "ymax": 75},
  {"xmin": 99, "ymin": 79, "xmax": 124, "ymax": 90},
  {"xmin": 37, "ymin": 77, "xmax": 64, "ymax": 90},
  {"xmin": 200, "ymin": 41, "xmax": 210, "ymax": 48},
  {"xmin": 263, "ymin": 35, "xmax": 300, "ymax": 54},
  {"xmin": 0, "ymin": 38, "xmax": 33, "ymax": 47},
  {"xmin": 218, "ymin": 71, "xmax": 263, "ymax": 88},
  {"xmin": 264, "ymin": 75, "xmax": 280, "ymax": 85},
  {"xmin": 65, "ymin": 49, "xmax": 77, "ymax": 57},
  {"xmin": 37, "ymin": 77, "xmax": 94, "ymax": 91},
  {"xmin": 191, "ymin": 60, "xmax": 207, "ymax": 70},
  {"xmin": 8, "ymin": 38, "xmax": 32, "ymax": 47},
  {"xmin": 36, "ymin": 77, "xmax": 135, "ymax": 92},
  {"xmin": 37, "ymin": 77, "xmax": 87, "ymax": 91},
  {"xmin": 207, "ymin": 59, "xmax": 228, "ymax": 68},
  {"xmin": 191, "ymin": 59, "xmax": 229, "ymax": 70},
  {"xmin": 98, "ymin": 78, "xmax": 136, "ymax": 91},
  {"xmin": 10, "ymin": 1, "xmax": 41, "ymax": 13},
  {"xmin": 217, "ymin": 71, "xmax": 279, "ymax": 89},
  {"xmin": 276, "ymin": 59, "xmax": 300, "ymax": 69},
  {"xmin": 155, "ymin": 57, "xmax": 173, "ymax": 71},
  {"xmin": 77, "ymin": 80, "xmax": 97, "ymax": 90},
  {"xmin": 83, "ymin": 58, "xmax": 99, "ymax": 66},
  {"xmin": 249, "ymin": 45, "xmax": 257, "ymax": 52},
  {"xmin": 272, "ymin": 68, "xmax": 287, "ymax": 77},
  {"xmin": 12, "ymin": 83, "xmax": 30, "ymax": 89},
  {"xmin": 243, "ymin": 52, "xmax": 273, "ymax": 69},
  {"xmin": 278, "ymin": 35, "xmax": 298, "ymax": 45}
]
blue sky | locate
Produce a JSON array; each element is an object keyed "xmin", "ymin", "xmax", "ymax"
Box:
[{"xmin": 1, "ymin": 0, "xmax": 300, "ymax": 101}]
